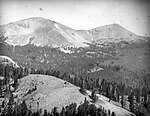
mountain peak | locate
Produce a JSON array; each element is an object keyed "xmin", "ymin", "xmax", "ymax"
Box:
[
  {"xmin": 1, "ymin": 17, "xmax": 143, "ymax": 47},
  {"xmin": 8, "ymin": 17, "xmax": 51, "ymax": 24},
  {"xmin": 1, "ymin": 17, "xmax": 90, "ymax": 47},
  {"xmin": 93, "ymin": 23, "xmax": 127, "ymax": 31},
  {"xmin": 87, "ymin": 23, "xmax": 137, "ymax": 40}
]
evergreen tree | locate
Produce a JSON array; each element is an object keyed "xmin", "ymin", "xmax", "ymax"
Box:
[
  {"xmin": 91, "ymin": 89, "xmax": 98, "ymax": 102},
  {"xmin": 44, "ymin": 109, "xmax": 48, "ymax": 116},
  {"xmin": 128, "ymin": 91, "xmax": 135, "ymax": 113},
  {"xmin": 100, "ymin": 79, "xmax": 107, "ymax": 95},
  {"xmin": 20, "ymin": 100, "xmax": 28, "ymax": 116},
  {"xmin": 135, "ymin": 88, "xmax": 140, "ymax": 103},
  {"xmin": 121, "ymin": 94, "xmax": 124, "ymax": 108},
  {"xmin": 52, "ymin": 107, "xmax": 59, "ymax": 116},
  {"xmin": 79, "ymin": 79, "xmax": 87, "ymax": 95},
  {"xmin": 65, "ymin": 103, "xmax": 77, "ymax": 116},
  {"xmin": 84, "ymin": 97, "xmax": 89, "ymax": 104},
  {"xmin": 60, "ymin": 107, "xmax": 65, "ymax": 116},
  {"xmin": 111, "ymin": 112, "xmax": 116, "ymax": 116},
  {"xmin": 77, "ymin": 101, "xmax": 89, "ymax": 116},
  {"xmin": 88, "ymin": 104, "xmax": 97, "ymax": 116}
]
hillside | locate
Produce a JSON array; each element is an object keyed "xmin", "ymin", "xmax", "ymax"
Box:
[
  {"xmin": 0, "ymin": 17, "xmax": 89, "ymax": 47},
  {"xmin": 14, "ymin": 74, "xmax": 135, "ymax": 116},
  {"xmin": 14, "ymin": 74, "xmax": 88, "ymax": 112}
]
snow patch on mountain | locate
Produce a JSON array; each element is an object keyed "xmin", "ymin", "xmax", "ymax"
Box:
[
  {"xmin": 0, "ymin": 55, "xmax": 19, "ymax": 67},
  {"xmin": 59, "ymin": 47, "xmax": 74, "ymax": 54}
]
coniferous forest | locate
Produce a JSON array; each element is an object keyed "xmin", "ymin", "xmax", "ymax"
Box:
[{"xmin": 0, "ymin": 63, "xmax": 150, "ymax": 116}]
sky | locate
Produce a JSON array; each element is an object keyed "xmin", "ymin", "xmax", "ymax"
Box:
[{"xmin": 0, "ymin": 0, "xmax": 150, "ymax": 36}]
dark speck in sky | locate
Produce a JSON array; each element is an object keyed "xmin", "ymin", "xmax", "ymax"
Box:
[{"xmin": 39, "ymin": 8, "xmax": 43, "ymax": 11}]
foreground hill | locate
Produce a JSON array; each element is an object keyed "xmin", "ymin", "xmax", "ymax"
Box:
[
  {"xmin": 14, "ymin": 74, "xmax": 88, "ymax": 112},
  {"xmin": 14, "ymin": 74, "xmax": 135, "ymax": 116}
]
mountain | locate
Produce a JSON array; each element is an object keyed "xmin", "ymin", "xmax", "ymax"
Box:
[
  {"xmin": 0, "ymin": 17, "xmax": 90, "ymax": 47},
  {"xmin": 14, "ymin": 74, "xmax": 135, "ymax": 116},
  {"xmin": 77, "ymin": 23, "xmax": 142, "ymax": 43},
  {"xmin": 0, "ymin": 17, "xmax": 147, "ymax": 48}
]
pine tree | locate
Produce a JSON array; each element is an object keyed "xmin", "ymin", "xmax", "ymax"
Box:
[
  {"xmin": 129, "ymin": 91, "xmax": 135, "ymax": 112},
  {"xmin": 108, "ymin": 109, "xmax": 111, "ymax": 116},
  {"xmin": 21, "ymin": 100, "xmax": 28, "ymax": 116},
  {"xmin": 84, "ymin": 97, "xmax": 89, "ymax": 104},
  {"xmin": 135, "ymin": 88, "xmax": 140, "ymax": 103},
  {"xmin": 100, "ymin": 79, "xmax": 107, "ymax": 95},
  {"xmin": 96, "ymin": 78, "xmax": 101, "ymax": 88},
  {"xmin": 44, "ymin": 109, "xmax": 48, "ymax": 116},
  {"xmin": 111, "ymin": 112, "xmax": 116, "ymax": 116},
  {"xmin": 121, "ymin": 94, "xmax": 124, "ymax": 108},
  {"xmin": 88, "ymin": 104, "xmax": 97, "ymax": 116},
  {"xmin": 79, "ymin": 79, "xmax": 87, "ymax": 95},
  {"xmin": 0, "ymin": 79, "xmax": 2, "ymax": 96},
  {"xmin": 60, "ymin": 107, "xmax": 65, "ymax": 116},
  {"xmin": 52, "ymin": 107, "xmax": 59, "ymax": 116},
  {"xmin": 91, "ymin": 89, "xmax": 98, "ymax": 102}
]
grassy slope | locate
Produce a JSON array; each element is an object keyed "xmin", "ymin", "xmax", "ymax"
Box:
[
  {"xmin": 15, "ymin": 74, "xmax": 90, "ymax": 112},
  {"xmin": 14, "ymin": 74, "xmax": 135, "ymax": 116},
  {"xmin": 96, "ymin": 94, "xmax": 134, "ymax": 116}
]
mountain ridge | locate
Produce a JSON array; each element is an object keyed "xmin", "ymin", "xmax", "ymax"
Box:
[{"xmin": 0, "ymin": 17, "xmax": 147, "ymax": 47}]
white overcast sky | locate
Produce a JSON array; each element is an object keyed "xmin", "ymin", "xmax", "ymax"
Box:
[{"xmin": 0, "ymin": 0, "xmax": 150, "ymax": 36}]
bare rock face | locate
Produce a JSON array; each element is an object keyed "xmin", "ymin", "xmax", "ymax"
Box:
[{"xmin": 14, "ymin": 74, "xmax": 88, "ymax": 112}]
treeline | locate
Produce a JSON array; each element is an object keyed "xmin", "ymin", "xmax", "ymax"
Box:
[
  {"xmin": 1, "ymin": 97, "xmax": 117, "ymax": 116},
  {"xmin": 0, "ymin": 64, "xmax": 29, "ymax": 115}
]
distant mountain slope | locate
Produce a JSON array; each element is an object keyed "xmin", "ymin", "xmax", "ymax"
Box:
[
  {"xmin": 77, "ymin": 23, "xmax": 146, "ymax": 43},
  {"xmin": 14, "ymin": 74, "xmax": 135, "ymax": 116},
  {"xmin": 0, "ymin": 17, "xmax": 147, "ymax": 47},
  {"xmin": 0, "ymin": 17, "xmax": 89, "ymax": 47},
  {"xmin": 90, "ymin": 23, "xmax": 137, "ymax": 39}
]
